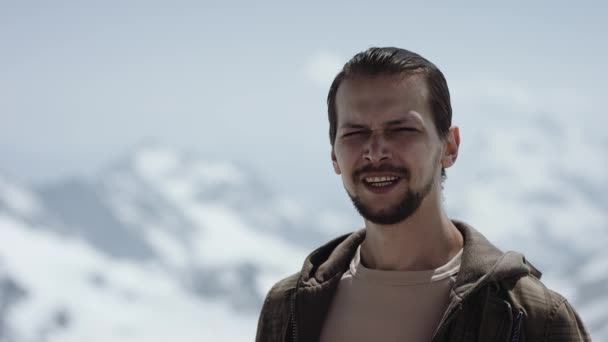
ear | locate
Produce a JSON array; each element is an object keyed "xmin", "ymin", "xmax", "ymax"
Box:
[
  {"xmin": 441, "ymin": 126, "xmax": 460, "ymax": 169},
  {"xmin": 331, "ymin": 149, "xmax": 342, "ymax": 175}
]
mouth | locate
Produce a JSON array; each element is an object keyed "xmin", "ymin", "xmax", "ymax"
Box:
[
  {"xmin": 363, "ymin": 175, "xmax": 401, "ymax": 187},
  {"xmin": 353, "ymin": 165, "xmax": 409, "ymax": 194},
  {"xmin": 360, "ymin": 174, "xmax": 403, "ymax": 194}
]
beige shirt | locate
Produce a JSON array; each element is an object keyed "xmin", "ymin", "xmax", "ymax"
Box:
[{"xmin": 319, "ymin": 245, "xmax": 462, "ymax": 342}]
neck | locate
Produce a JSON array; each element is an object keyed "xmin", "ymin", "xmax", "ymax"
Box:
[{"xmin": 360, "ymin": 192, "xmax": 463, "ymax": 271}]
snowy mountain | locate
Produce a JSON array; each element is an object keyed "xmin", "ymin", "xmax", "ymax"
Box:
[
  {"xmin": 0, "ymin": 211, "xmax": 258, "ymax": 342},
  {"xmin": 1, "ymin": 130, "xmax": 607, "ymax": 340},
  {"xmin": 0, "ymin": 147, "xmax": 354, "ymax": 341}
]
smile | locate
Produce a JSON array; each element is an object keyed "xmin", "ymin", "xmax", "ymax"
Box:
[{"xmin": 364, "ymin": 176, "xmax": 401, "ymax": 187}]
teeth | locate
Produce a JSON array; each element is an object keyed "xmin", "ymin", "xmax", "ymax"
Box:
[
  {"xmin": 365, "ymin": 176, "xmax": 399, "ymax": 183},
  {"xmin": 370, "ymin": 181, "xmax": 393, "ymax": 187}
]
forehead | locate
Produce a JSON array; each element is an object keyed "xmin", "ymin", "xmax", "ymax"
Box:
[{"xmin": 335, "ymin": 73, "xmax": 431, "ymax": 124}]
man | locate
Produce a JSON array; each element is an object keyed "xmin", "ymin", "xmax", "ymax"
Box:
[{"xmin": 255, "ymin": 47, "xmax": 590, "ymax": 341}]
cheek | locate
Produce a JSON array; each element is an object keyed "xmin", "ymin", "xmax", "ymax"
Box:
[
  {"xmin": 404, "ymin": 145, "xmax": 439, "ymax": 177},
  {"xmin": 334, "ymin": 145, "xmax": 358, "ymax": 169},
  {"xmin": 417, "ymin": 148, "xmax": 443, "ymax": 180},
  {"xmin": 334, "ymin": 155, "xmax": 358, "ymax": 187}
]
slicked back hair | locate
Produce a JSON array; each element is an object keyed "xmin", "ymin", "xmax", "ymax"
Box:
[{"xmin": 327, "ymin": 47, "xmax": 452, "ymax": 146}]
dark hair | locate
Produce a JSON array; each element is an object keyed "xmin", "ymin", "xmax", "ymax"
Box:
[{"xmin": 327, "ymin": 47, "xmax": 452, "ymax": 146}]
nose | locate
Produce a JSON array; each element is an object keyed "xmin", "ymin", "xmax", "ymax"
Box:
[{"xmin": 363, "ymin": 130, "xmax": 391, "ymax": 163}]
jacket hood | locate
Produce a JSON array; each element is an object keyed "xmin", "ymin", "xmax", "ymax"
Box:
[{"xmin": 297, "ymin": 220, "xmax": 541, "ymax": 299}]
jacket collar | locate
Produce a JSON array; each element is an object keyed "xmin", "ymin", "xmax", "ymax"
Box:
[
  {"xmin": 292, "ymin": 220, "xmax": 538, "ymax": 342},
  {"xmin": 298, "ymin": 220, "xmax": 535, "ymax": 290}
]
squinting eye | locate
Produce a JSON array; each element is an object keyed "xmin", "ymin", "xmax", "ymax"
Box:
[
  {"xmin": 343, "ymin": 131, "xmax": 364, "ymax": 137},
  {"xmin": 394, "ymin": 127, "xmax": 417, "ymax": 133}
]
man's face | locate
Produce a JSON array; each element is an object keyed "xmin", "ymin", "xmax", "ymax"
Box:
[{"xmin": 331, "ymin": 73, "xmax": 454, "ymax": 225}]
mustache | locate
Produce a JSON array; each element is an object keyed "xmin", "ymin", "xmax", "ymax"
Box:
[{"xmin": 352, "ymin": 164, "xmax": 410, "ymax": 180}]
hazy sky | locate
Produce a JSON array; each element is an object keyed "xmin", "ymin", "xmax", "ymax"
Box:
[{"xmin": 2, "ymin": 1, "xmax": 607, "ymax": 210}]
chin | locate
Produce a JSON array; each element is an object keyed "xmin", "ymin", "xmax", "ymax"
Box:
[{"xmin": 347, "ymin": 183, "xmax": 432, "ymax": 225}]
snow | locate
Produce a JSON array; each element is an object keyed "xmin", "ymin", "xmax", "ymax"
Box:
[
  {"xmin": 144, "ymin": 226, "xmax": 189, "ymax": 268},
  {"xmin": 120, "ymin": 149, "xmax": 308, "ymax": 269},
  {"xmin": 187, "ymin": 203, "xmax": 305, "ymax": 268},
  {"xmin": 0, "ymin": 177, "xmax": 42, "ymax": 216},
  {"xmin": 133, "ymin": 146, "xmax": 180, "ymax": 179},
  {"xmin": 190, "ymin": 161, "xmax": 245, "ymax": 186},
  {"xmin": 0, "ymin": 214, "xmax": 256, "ymax": 342},
  {"xmin": 133, "ymin": 146, "xmax": 246, "ymax": 191},
  {"xmin": 274, "ymin": 197, "xmax": 306, "ymax": 222}
]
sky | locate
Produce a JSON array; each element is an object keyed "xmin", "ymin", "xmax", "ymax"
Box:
[{"xmin": 1, "ymin": 1, "xmax": 607, "ymax": 211}]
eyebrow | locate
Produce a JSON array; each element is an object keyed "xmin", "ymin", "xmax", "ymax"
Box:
[
  {"xmin": 339, "ymin": 122, "xmax": 368, "ymax": 130},
  {"xmin": 384, "ymin": 119, "xmax": 409, "ymax": 126},
  {"xmin": 339, "ymin": 118, "xmax": 419, "ymax": 130}
]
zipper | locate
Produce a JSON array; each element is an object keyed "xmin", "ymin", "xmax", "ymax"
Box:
[
  {"xmin": 290, "ymin": 291, "xmax": 298, "ymax": 342},
  {"xmin": 510, "ymin": 310, "xmax": 523, "ymax": 342}
]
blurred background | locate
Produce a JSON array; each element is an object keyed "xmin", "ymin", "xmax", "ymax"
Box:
[{"xmin": 1, "ymin": 1, "xmax": 607, "ymax": 341}]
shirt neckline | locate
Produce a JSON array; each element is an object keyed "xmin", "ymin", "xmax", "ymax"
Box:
[{"xmin": 348, "ymin": 245, "xmax": 462, "ymax": 286}]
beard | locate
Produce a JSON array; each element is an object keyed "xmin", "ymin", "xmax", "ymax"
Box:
[{"xmin": 346, "ymin": 165, "xmax": 435, "ymax": 225}]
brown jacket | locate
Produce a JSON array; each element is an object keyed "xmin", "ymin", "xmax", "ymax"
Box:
[{"xmin": 255, "ymin": 221, "xmax": 590, "ymax": 341}]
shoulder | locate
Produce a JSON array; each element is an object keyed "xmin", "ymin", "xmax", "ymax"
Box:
[
  {"xmin": 505, "ymin": 274, "xmax": 590, "ymax": 341},
  {"xmin": 264, "ymin": 272, "xmax": 299, "ymax": 307},
  {"xmin": 255, "ymin": 272, "xmax": 299, "ymax": 342}
]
